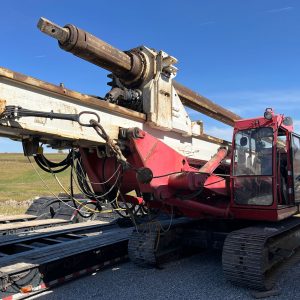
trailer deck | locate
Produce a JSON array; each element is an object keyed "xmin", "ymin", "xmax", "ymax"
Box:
[{"xmin": 0, "ymin": 218, "xmax": 132, "ymax": 299}]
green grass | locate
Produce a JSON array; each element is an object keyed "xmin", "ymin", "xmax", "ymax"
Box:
[
  {"xmin": 0, "ymin": 153, "xmax": 73, "ymax": 214},
  {"xmin": 0, "ymin": 205, "xmax": 28, "ymax": 215}
]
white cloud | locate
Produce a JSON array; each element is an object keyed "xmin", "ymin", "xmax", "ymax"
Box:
[
  {"xmin": 205, "ymin": 126, "xmax": 233, "ymax": 141},
  {"xmin": 35, "ymin": 55, "xmax": 46, "ymax": 59},
  {"xmin": 198, "ymin": 21, "xmax": 215, "ymax": 26},
  {"xmin": 209, "ymin": 89, "xmax": 300, "ymax": 117},
  {"xmin": 267, "ymin": 7, "xmax": 293, "ymax": 13}
]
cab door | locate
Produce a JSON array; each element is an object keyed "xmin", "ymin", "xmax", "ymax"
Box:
[{"xmin": 291, "ymin": 134, "xmax": 300, "ymax": 203}]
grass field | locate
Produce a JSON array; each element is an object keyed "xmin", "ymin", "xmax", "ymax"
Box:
[{"xmin": 0, "ymin": 153, "xmax": 72, "ymax": 215}]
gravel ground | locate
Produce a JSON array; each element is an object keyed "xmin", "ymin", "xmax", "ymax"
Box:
[{"xmin": 30, "ymin": 250, "xmax": 300, "ymax": 300}]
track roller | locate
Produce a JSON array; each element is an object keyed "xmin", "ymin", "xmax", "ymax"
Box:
[{"xmin": 222, "ymin": 217, "xmax": 300, "ymax": 291}]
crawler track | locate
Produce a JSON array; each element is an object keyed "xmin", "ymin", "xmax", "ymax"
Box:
[
  {"xmin": 222, "ymin": 217, "xmax": 300, "ymax": 290},
  {"xmin": 128, "ymin": 218, "xmax": 194, "ymax": 267}
]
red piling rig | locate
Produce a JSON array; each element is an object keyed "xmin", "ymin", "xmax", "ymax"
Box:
[{"xmin": 79, "ymin": 128, "xmax": 230, "ymax": 219}]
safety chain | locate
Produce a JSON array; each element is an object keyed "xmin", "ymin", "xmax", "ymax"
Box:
[{"xmin": 89, "ymin": 119, "xmax": 128, "ymax": 167}]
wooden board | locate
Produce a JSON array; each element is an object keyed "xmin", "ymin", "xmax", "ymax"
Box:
[
  {"xmin": 0, "ymin": 218, "xmax": 69, "ymax": 234},
  {"xmin": 0, "ymin": 220, "xmax": 109, "ymax": 245},
  {"xmin": 0, "ymin": 214, "xmax": 36, "ymax": 223}
]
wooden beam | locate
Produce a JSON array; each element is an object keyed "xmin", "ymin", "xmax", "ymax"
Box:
[{"xmin": 173, "ymin": 81, "xmax": 241, "ymax": 126}]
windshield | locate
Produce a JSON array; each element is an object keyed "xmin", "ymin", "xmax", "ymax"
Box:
[{"xmin": 233, "ymin": 127, "xmax": 273, "ymax": 176}]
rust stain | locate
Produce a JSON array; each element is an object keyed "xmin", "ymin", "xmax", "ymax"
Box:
[
  {"xmin": 0, "ymin": 99, "xmax": 6, "ymax": 114},
  {"xmin": 144, "ymin": 141, "xmax": 158, "ymax": 163},
  {"xmin": 0, "ymin": 67, "xmax": 146, "ymax": 122}
]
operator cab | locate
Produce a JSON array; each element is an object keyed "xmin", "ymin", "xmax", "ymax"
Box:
[{"xmin": 230, "ymin": 108, "xmax": 300, "ymax": 221}]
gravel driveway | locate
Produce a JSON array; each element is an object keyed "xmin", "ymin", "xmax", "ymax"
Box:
[{"xmin": 31, "ymin": 250, "xmax": 300, "ymax": 300}]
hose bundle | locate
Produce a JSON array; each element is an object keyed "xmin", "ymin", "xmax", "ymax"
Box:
[{"xmin": 34, "ymin": 151, "xmax": 73, "ymax": 173}]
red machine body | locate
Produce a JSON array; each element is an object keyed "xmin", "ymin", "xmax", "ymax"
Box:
[{"xmin": 80, "ymin": 109, "xmax": 300, "ymax": 222}]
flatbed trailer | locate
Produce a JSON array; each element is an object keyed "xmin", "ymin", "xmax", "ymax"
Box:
[
  {"xmin": 0, "ymin": 211, "xmax": 199, "ymax": 300},
  {"xmin": 0, "ymin": 217, "xmax": 131, "ymax": 300}
]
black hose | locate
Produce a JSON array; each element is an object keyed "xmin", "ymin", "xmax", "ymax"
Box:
[
  {"xmin": 34, "ymin": 155, "xmax": 70, "ymax": 173},
  {"xmin": 40, "ymin": 152, "xmax": 72, "ymax": 167},
  {"xmin": 34, "ymin": 151, "xmax": 72, "ymax": 173},
  {"xmin": 70, "ymin": 158, "xmax": 90, "ymax": 218},
  {"xmin": 75, "ymin": 157, "xmax": 96, "ymax": 199}
]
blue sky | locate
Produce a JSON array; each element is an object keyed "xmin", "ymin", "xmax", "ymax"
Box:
[{"xmin": 0, "ymin": 0, "xmax": 299, "ymax": 152}]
